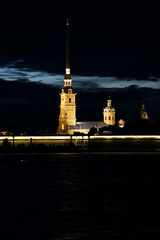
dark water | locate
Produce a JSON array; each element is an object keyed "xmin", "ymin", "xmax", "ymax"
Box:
[{"xmin": 0, "ymin": 153, "xmax": 160, "ymax": 239}]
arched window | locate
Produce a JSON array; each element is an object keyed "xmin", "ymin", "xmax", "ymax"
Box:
[
  {"xmin": 109, "ymin": 116, "xmax": 111, "ymax": 120},
  {"xmin": 69, "ymin": 98, "xmax": 71, "ymax": 103},
  {"xmin": 105, "ymin": 116, "xmax": 107, "ymax": 120}
]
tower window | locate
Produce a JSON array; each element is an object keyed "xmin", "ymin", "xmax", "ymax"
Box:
[
  {"xmin": 109, "ymin": 116, "xmax": 111, "ymax": 120},
  {"xmin": 105, "ymin": 116, "xmax": 107, "ymax": 121},
  {"xmin": 69, "ymin": 98, "xmax": 71, "ymax": 103},
  {"xmin": 112, "ymin": 116, "xmax": 114, "ymax": 120},
  {"xmin": 68, "ymin": 89, "xmax": 72, "ymax": 93}
]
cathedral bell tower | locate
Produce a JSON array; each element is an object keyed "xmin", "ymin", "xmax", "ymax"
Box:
[
  {"xmin": 57, "ymin": 19, "xmax": 76, "ymax": 135},
  {"xmin": 103, "ymin": 96, "xmax": 115, "ymax": 125}
]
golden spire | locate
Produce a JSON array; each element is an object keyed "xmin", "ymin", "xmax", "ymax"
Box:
[{"xmin": 65, "ymin": 18, "xmax": 71, "ymax": 79}]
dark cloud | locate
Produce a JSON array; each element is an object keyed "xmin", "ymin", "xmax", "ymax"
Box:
[
  {"xmin": 0, "ymin": 79, "xmax": 159, "ymax": 132},
  {"xmin": 147, "ymin": 77, "xmax": 160, "ymax": 82},
  {"xmin": 74, "ymin": 80, "xmax": 100, "ymax": 91},
  {"xmin": 2, "ymin": 64, "xmax": 160, "ymax": 89},
  {"xmin": 126, "ymin": 77, "xmax": 160, "ymax": 82}
]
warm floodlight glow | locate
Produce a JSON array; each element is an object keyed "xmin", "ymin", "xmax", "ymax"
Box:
[
  {"xmin": 89, "ymin": 135, "xmax": 160, "ymax": 140},
  {"xmin": 0, "ymin": 135, "xmax": 160, "ymax": 141},
  {"xmin": 0, "ymin": 136, "xmax": 71, "ymax": 140},
  {"xmin": 118, "ymin": 119, "xmax": 125, "ymax": 128},
  {"xmin": 66, "ymin": 68, "xmax": 70, "ymax": 74},
  {"xmin": 72, "ymin": 136, "xmax": 88, "ymax": 140}
]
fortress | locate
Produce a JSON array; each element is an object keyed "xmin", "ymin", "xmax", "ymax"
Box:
[
  {"xmin": 0, "ymin": 21, "xmax": 158, "ymax": 152},
  {"xmin": 57, "ymin": 19, "xmax": 148, "ymax": 135}
]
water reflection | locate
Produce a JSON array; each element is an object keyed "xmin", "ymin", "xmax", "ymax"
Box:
[{"xmin": 0, "ymin": 153, "xmax": 160, "ymax": 239}]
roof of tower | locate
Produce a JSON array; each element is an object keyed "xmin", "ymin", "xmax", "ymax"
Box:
[
  {"xmin": 68, "ymin": 122, "xmax": 109, "ymax": 130},
  {"xmin": 104, "ymin": 106, "xmax": 115, "ymax": 112}
]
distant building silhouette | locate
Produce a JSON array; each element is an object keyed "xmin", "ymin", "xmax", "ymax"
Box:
[{"xmin": 140, "ymin": 102, "xmax": 149, "ymax": 120}]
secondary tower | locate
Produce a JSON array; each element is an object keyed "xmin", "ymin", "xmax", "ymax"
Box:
[{"xmin": 103, "ymin": 96, "xmax": 115, "ymax": 125}]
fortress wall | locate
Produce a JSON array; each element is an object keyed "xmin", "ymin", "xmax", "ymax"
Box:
[
  {"xmin": 0, "ymin": 136, "xmax": 72, "ymax": 147},
  {"xmin": 0, "ymin": 136, "xmax": 160, "ymax": 151}
]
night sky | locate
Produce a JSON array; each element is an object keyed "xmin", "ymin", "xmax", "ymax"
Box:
[{"xmin": 0, "ymin": 1, "xmax": 160, "ymax": 131}]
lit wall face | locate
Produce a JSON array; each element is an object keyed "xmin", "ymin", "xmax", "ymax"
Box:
[
  {"xmin": 57, "ymin": 91, "xmax": 76, "ymax": 134},
  {"xmin": 103, "ymin": 111, "xmax": 115, "ymax": 125}
]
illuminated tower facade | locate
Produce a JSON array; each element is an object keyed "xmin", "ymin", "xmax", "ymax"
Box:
[
  {"xmin": 57, "ymin": 19, "xmax": 76, "ymax": 135},
  {"xmin": 103, "ymin": 96, "xmax": 115, "ymax": 125},
  {"xmin": 140, "ymin": 102, "xmax": 149, "ymax": 120}
]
